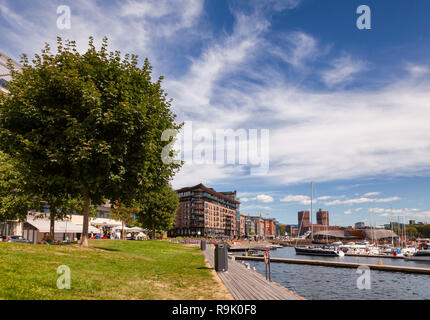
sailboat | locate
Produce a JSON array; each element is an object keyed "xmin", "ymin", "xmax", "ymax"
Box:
[{"xmin": 294, "ymin": 182, "xmax": 344, "ymax": 257}]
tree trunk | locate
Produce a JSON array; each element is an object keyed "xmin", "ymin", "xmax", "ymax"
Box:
[
  {"xmin": 49, "ymin": 205, "xmax": 55, "ymax": 242},
  {"xmin": 81, "ymin": 190, "xmax": 90, "ymax": 247},
  {"xmin": 122, "ymin": 221, "xmax": 125, "ymax": 240}
]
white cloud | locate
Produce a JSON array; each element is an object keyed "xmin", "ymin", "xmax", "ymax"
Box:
[
  {"xmin": 344, "ymin": 209, "xmax": 352, "ymax": 215},
  {"xmin": 363, "ymin": 192, "xmax": 380, "ymax": 197},
  {"xmin": 256, "ymin": 194, "xmax": 274, "ymax": 203},
  {"xmin": 321, "ymin": 55, "xmax": 367, "ymax": 87},
  {"xmin": 317, "ymin": 195, "xmax": 336, "ymax": 200},
  {"xmin": 280, "ymin": 195, "xmax": 311, "ymax": 205},
  {"xmin": 270, "ymin": 31, "xmax": 320, "ymax": 69},
  {"xmin": 325, "ymin": 196, "xmax": 401, "ymax": 206},
  {"xmin": 405, "ymin": 63, "xmax": 429, "ymax": 78}
]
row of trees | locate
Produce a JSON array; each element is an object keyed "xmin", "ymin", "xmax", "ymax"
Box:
[
  {"xmin": 393, "ymin": 225, "xmax": 430, "ymax": 239},
  {"xmin": 0, "ymin": 37, "xmax": 181, "ymax": 245}
]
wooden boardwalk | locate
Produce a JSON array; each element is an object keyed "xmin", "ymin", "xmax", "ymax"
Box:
[{"xmin": 203, "ymin": 247, "xmax": 304, "ymax": 300}]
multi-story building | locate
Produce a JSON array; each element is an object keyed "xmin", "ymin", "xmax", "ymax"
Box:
[
  {"xmin": 285, "ymin": 224, "xmax": 298, "ymax": 236},
  {"xmin": 299, "ymin": 209, "xmax": 336, "ymax": 235},
  {"xmin": 264, "ymin": 219, "xmax": 276, "ymax": 238},
  {"xmin": 316, "ymin": 209, "xmax": 329, "ymax": 225},
  {"xmin": 172, "ymin": 184, "xmax": 240, "ymax": 238},
  {"xmin": 298, "ymin": 210, "xmax": 310, "ymax": 235},
  {"xmin": 245, "ymin": 216, "xmax": 256, "ymax": 236},
  {"xmin": 355, "ymin": 222, "xmax": 365, "ymax": 229},
  {"xmin": 237, "ymin": 213, "xmax": 246, "ymax": 238}
]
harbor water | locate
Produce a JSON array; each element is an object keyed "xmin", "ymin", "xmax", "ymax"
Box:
[{"xmin": 246, "ymin": 247, "xmax": 430, "ymax": 300}]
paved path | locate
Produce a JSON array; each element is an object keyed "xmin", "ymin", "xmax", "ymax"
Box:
[{"xmin": 203, "ymin": 247, "xmax": 304, "ymax": 300}]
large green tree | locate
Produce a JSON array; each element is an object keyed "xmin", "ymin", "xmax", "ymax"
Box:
[
  {"xmin": 0, "ymin": 151, "xmax": 40, "ymax": 222},
  {"xmin": 0, "ymin": 37, "xmax": 181, "ymax": 246},
  {"xmin": 137, "ymin": 183, "xmax": 179, "ymax": 239}
]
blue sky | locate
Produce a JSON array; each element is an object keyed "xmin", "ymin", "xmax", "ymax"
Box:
[{"xmin": 1, "ymin": 0, "xmax": 430, "ymax": 226}]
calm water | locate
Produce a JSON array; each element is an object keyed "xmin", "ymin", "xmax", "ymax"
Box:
[{"xmin": 245, "ymin": 247, "xmax": 430, "ymax": 300}]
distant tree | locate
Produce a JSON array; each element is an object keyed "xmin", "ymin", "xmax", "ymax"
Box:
[
  {"xmin": 0, "ymin": 37, "xmax": 181, "ymax": 246},
  {"xmin": 110, "ymin": 201, "xmax": 139, "ymax": 240},
  {"xmin": 137, "ymin": 184, "xmax": 179, "ymax": 239},
  {"xmin": 416, "ymin": 225, "xmax": 430, "ymax": 238},
  {"xmin": 406, "ymin": 225, "xmax": 419, "ymax": 239},
  {"xmin": 278, "ymin": 224, "xmax": 286, "ymax": 236}
]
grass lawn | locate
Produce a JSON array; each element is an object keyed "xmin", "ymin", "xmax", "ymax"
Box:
[{"xmin": 0, "ymin": 240, "xmax": 233, "ymax": 300}]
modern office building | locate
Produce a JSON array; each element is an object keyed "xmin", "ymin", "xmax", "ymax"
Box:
[{"xmin": 171, "ymin": 183, "xmax": 240, "ymax": 238}]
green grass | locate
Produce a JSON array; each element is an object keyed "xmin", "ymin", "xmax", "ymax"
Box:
[{"xmin": 0, "ymin": 240, "xmax": 232, "ymax": 300}]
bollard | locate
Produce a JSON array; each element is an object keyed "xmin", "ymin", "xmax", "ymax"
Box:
[
  {"xmin": 214, "ymin": 243, "xmax": 228, "ymax": 272},
  {"xmin": 200, "ymin": 239, "xmax": 206, "ymax": 251}
]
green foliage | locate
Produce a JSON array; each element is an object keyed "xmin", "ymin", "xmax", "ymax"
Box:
[
  {"xmin": 278, "ymin": 224, "xmax": 286, "ymax": 236},
  {"xmin": 0, "ymin": 37, "xmax": 182, "ymax": 244},
  {"xmin": 406, "ymin": 225, "xmax": 419, "ymax": 238},
  {"xmin": 416, "ymin": 225, "xmax": 430, "ymax": 238},
  {"xmin": 137, "ymin": 183, "xmax": 179, "ymax": 237},
  {"xmin": 0, "ymin": 152, "xmax": 41, "ymax": 221}
]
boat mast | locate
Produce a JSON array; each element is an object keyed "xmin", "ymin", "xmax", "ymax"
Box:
[
  {"xmin": 310, "ymin": 182, "xmax": 313, "ymax": 241},
  {"xmin": 390, "ymin": 206, "xmax": 394, "ymax": 246}
]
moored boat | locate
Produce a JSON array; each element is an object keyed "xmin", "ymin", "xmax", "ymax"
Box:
[
  {"xmin": 404, "ymin": 248, "xmax": 430, "ymax": 262},
  {"xmin": 295, "ymin": 246, "xmax": 345, "ymax": 257}
]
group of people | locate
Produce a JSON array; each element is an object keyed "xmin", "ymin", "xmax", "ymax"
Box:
[{"xmin": 90, "ymin": 230, "xmax": 122, "ymax": 240}]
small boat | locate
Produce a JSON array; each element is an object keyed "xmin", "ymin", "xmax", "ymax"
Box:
[
  {"xmin": 404, "ymin": 248, "xmax": 430, "ymax": 262},
  {"xmin": 295, "ymin": 246, "xmax": 345, "ymax": 257}
]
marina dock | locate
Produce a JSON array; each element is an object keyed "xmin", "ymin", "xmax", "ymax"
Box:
[
  {"xmin": 234, "ymin": 255, "xmax": 430, "ymax": 275},
  {"xmin": 203, "ymin": 247, "xmax": 305, "ymax": 300}
]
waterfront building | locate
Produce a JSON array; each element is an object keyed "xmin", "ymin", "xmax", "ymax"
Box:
[
  {"xmin": 237, "ymin": 213, "xmax": 246, "ymax": 238},
  {"xmin": 355, "ymin": 222, "xmax": 365, "ymax": 229},
  {"xmin": 298, "ymin": 211, "xmax": 310, "ymax": 235},
  {"xmin": 316, "ymin": 209, "xmax": 329, "ymax": 225},
  {"xmin": 285, "ymin": 224, "xmax": 298, "ymax": 236},
  {"xmin": 171, "ymin": 183, "xmax": 240, "ymax": 238}
]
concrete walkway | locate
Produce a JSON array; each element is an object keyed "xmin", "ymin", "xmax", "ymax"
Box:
[{"xmin": 203, "ymin": 247, "xmax": 304, "ymax": 300}]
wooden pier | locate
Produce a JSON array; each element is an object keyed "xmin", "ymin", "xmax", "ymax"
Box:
[
  {"xmin": 234, "ymin": 256, "xmax": 430, "ymax": 275},
  {"xmin": 203, "ymin": 248, "xmax": 304, "ymax": 300},
  {"xmin": 345, "ymin": 253, "xmax": 404, "ymax": 259}
]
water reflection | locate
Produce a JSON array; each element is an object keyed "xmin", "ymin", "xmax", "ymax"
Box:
[{"xmin": 246, "ymin": 247, "xmax": 430, "ymax": 300}]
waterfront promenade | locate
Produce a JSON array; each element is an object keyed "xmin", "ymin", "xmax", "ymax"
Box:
[{"xmin": 203, "ymin": 246, "xmax": 304, "ymax": 300}]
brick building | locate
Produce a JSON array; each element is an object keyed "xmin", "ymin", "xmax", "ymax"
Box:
[
  {"xmin": 298, "ymin": 210, "xmax": 310, "ymax": 235},
  {"xmin": 316, "ymin": 209, "xmax": 329, "ymax": 225},
  {"xmin": 171, "ymin": 184, "xmax": 240, "ymax": 238}
]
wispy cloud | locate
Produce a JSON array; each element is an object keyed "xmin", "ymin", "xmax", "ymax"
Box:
[
  {"xmin": 321, "ymin": 55, "xmax": 367, "ymax": 87},
  {"xmin": 325, "ymin": 196, "xmax": 401, "ymax": 206},
  {"xmin": 363, "ymin": 192, "xmax": 380, "ymax": 197}
]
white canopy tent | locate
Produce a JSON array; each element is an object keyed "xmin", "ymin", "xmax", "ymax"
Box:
[{"xmin": 25, "ymin": 218, "xmax": 101, "ymax": 234}]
